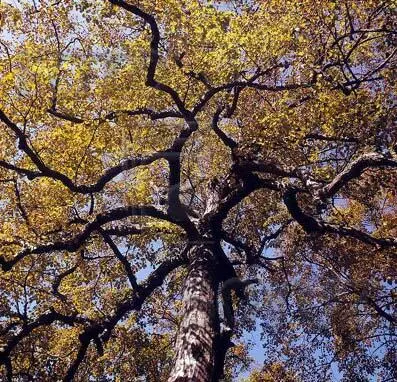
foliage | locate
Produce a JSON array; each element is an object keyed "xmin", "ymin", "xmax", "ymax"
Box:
[{"xmin": 0, "ymin": 0, "xmax": 396, "ymax": 381}]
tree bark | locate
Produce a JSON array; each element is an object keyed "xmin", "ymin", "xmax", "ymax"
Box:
[{"xmin": 168, "ymin": 244, "xmax": 219, "ymax": 382}]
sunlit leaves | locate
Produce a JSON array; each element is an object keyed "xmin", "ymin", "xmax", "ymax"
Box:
[{"xmin": 0, "ymin": 0, "xmax": 396, "ymax": 380}]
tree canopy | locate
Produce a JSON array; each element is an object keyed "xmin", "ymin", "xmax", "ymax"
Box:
[{"xmin": 0, "ymin": 0, "xmax": 396, "ymax": 381}]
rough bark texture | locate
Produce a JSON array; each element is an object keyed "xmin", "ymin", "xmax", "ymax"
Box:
[{"xmin": 168, "ymin": 244, "xmax": 218, "ymax": 382}]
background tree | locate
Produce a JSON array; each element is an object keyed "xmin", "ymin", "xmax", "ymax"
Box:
[{"xmin": 0, "ymin": 0, "xmax": 396, "ymax": 381}]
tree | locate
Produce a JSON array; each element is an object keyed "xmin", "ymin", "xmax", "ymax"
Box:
[{"xmin": 0, "ymin": 0, "xmax": 396, "ymax": 380}]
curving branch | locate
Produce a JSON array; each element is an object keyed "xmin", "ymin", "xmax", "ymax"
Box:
[
  {"xmin": 106, "ymin": 0, "xmax": 203, "ymax": 227},
  {"xmin": 52, "ymin": 263, "xmax": 79, "ymax": 302},
  {"xmin": 0, "ymin": 204, "xmax": 187, "ymax": 271},
  {"xmin": 0, "ymin": 310, "xmax": 88, "ymax": 370},
  {"xmin": 47, "ymin": 107, "xmax": 182, "ymax": 124},
  {"xmin": 211, "ymin": 106, "xmax": 238, "ymax": 149},
  {"xmin": 62, "ymin": 253, "xmax": 186, "ymax": 381},
  {"xmin": 0, "ymin": 109, "xmax": 165, "ymax": 193},
  {"xmin": 221, "ymin": 277, "xmax": 258, "ymax": 330},
  {"xmin": 0, "ymin": 160, "xmax": 42, "ymax": 180},
  {"xmin": 98, "ymin": 228, "xmax": 138, "ymax": 290},
  {"xmin": 283, "ymin": 188, "xmax": 397, "ymax": 248},
  {"xmin": 208, "ymin": 171, "xmax": 281, "ymax": 227},
  {"xmin": 1, "ymin": 105, "xmax": 193, "ymax": 213},
  {"xmin": 192, "ymin": 72, "xmax": 310, "ymax": 116},
  {"xmin": 108, "ymin": 0, "xmax": 192, "ymax": 120},
  {"xmin": 224, "ymin": 86, "xmax": 243, "ymax": 119},
  {"xmin": 0, "ymin": 253, "xmax": 186, "ymax": 381},
  {"xmin": 318, "ymin": 152, "xmax": 397, "ymax": 200},
  {"xmin": 1, "ymin": 0, "xmax": 202, "ymax": 235},
  {"xmin": 165, "ymin": 126, "xmax": 198, "ymax": 224},
  {"xmin": 104, "ymin": 107, "xmax": 182, "ymax": 121},
  {"xmin": 1, "ymin": 102, "xmax": 198, "ymax": 238}
]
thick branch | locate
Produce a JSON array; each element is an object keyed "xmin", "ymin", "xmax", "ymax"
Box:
[
  {"xmin": 0, "ymin": 311, "xmax": 87, "ymax": 367},
  {"xmin": 319, "ymin": 152, "xmax": 397, "ymax": 199},
  {"xmin": 0, "ymin": 205, "xmax": 183, "ymax": 271},
  {"xmin": 108, "ymin": 0, "xmax": 191, "ymax": 119},
  {"xmin": 208, "ymin": 171, "xmax": 281, "ymax": 227},
  {"xmin": 1, "ymin": 253, "xmax": 186, "ymax": 380},
  {"xmin": 63, "ymin": 254, "xmax": 186, "ymax": 380},
  {"xmin": 211, "ymin": 106, "xmax": 237, "ymax": 149},
  {"xmin": 164, "ymin": 120, "xmax": 199, "ymax": 227},
  {"xmin": 0, "ymin": 109, "xmax": 167, "ymax": 194},
  {"xmin": 283, "ymin": 188, "xmax": 397, "ymax": 248},
  {"xmin": 105, "ymin": 108, "xmax": 182, "ymax": 121},
  {"xmin": 237, "ymin": 160, "xmax": 298, "ymax": 178}
]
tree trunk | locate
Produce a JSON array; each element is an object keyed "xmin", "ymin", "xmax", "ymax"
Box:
[{"xmin": 168, "ymin": 244, "xmax": 219, "ymax": 382}]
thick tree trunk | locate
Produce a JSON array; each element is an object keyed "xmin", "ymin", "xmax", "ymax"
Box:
[{"xmin": 168, "ymin": 244, "xmax": 219, "ymax": 382}]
